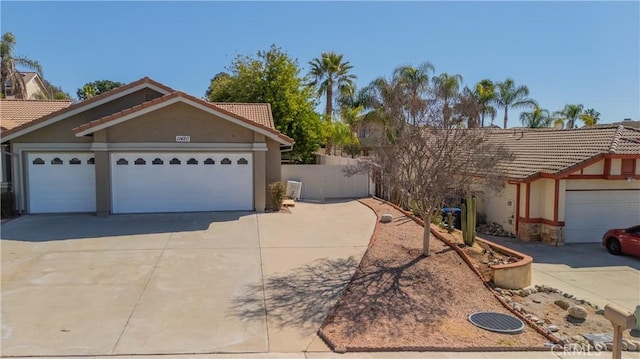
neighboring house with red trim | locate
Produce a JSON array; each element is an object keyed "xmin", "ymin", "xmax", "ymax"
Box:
[
  {"xmin": 3, "ymin": 72, "xmax": 49, "ymax": 99},
  {"xmin": 1, "ymin": 99, "xmax": 73, "ymax": 192},
  {"xmin": 478, "ymin": 126, "xmax": 640, "ymax": 245},
  {"xmin": 1, "ymin": 77, "xmax": 293, "ymax": 215}
]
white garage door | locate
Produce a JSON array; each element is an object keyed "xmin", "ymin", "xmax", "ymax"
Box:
[
  {"xmin": 111, "ymin": 153, "xmax": 253, "ymax": 213},
  {"xmin": 27, "ymin": 153, "xmax": 96, "ymax": 213},
  {"xmin": 564, "ymin": 190, "xmax": 640, "ymax": 243}
]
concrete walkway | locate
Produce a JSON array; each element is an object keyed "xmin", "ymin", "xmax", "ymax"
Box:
[
  {"xmin": 480, "ymin": 234, "xmax": 640, "ymax": 312},
  {"xmin": 1, "ymin": 201, "xmax": 375, "ymax": 357}
]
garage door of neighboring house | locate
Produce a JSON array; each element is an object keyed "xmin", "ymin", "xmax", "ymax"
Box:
[
  {"xmin": 27, "ymin": 153, "xmax": 96, "ymax": 213},
  {"xmin": 564, "ymin": 190, "xmax": 640, "ymax": 243},
  {"xmin": 110, "ymin": 153, "xmax": 253, "ymax": 214}
]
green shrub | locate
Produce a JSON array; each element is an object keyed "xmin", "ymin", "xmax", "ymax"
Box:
[
  {"xmin": 1, "ymin": 191, "xmax": 16, "ymax": 218},
  {"xmin": 268, "ymin": 182, "xmax": 286, "ymax": 211}
]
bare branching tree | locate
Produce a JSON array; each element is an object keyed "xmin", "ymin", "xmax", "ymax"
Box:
[{"xmin": 349, "ymin": 63, "xmax": 512, "ymax": 256}]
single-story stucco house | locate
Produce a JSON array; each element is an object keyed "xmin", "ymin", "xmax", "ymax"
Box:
[
  {"xmin": 0, "ymin": 77, "xmax": 293, "ymax": 215},
  {"xmin": 478, "ymin": 126, "xmax": 640, "ymax": 245}
]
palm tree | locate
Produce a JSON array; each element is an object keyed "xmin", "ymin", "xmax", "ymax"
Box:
[
  {"xmin": 475, "ymin": 79, "xmax": 496, "ymax": 127},
  {"xmin": 520, "ymin": 106, "xmax": 553, "ymax": 128},
  {"xmin": 432, "ymin": 73, "xmax": 463, "ymax": 128},
  {"xmin": 307, "ymin": 52, "xmax": 357, "ymax": 122},
  {"xmin": 555, "ymin": 104, "xmax": 584, "ymax": 129},
  {"xmin": 581, "ymin": 108, "xmax": 600, "ymax": 127},
  {"xmin": 493, "ymin": 78, "xmax": 536, "ymax": 129},
  {"xmin": 1, "ymin": 32, "xmax": 43, "ymax": 99}
]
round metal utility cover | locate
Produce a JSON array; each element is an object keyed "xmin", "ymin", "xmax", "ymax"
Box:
[{"xmin": 468, "ymin": 312, "xmax": 525, "ymax": 334}]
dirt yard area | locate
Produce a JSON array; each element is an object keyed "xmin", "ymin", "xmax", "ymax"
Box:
[{"xmin": 318, "ymin": 198, "xmax": 551, "ymax": 351}]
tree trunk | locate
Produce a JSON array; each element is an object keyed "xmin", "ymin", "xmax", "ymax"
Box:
[
  {"xmin": 325, "ymin": 86, "xmax": 333, "ymax": 155},
  {"xmin": 422, "ymin": 212, "xmax": 431, "ymax": 257},
  {"xmin": 325, "ymin": 86, "xmax": 333, "ymax": 122},
  {"xmin": 481, "ymin": 111, "xmax": 485, "ymax": 127},
  {"xmin": 503, "ymin": 108, "xmax": 508, "ymax": 129}
]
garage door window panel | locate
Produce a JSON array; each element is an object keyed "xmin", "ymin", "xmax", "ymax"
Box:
[
  {"xmin": 32, "ymin": 158, "xmax": 44, "ymax": 165},
  {"xmin": 51, "ymin": 157, "xmax": 63, "ymax": 165}
]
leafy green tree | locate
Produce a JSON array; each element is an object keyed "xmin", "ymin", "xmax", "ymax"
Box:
[
  {"xmin": 554, "ymin": 104, "xmax": 584, "ymax": 129},
  {"xmin": 307, "ymin": 52, "xmax": 357, "ymax": 121},
  {"xmin": 493, "ymin": 78, "xmax": 536, "ymax": 129},
  {"xmin": 475, "ymin": 79, "xmax": 496, "ymax": 127},
  {"xmin": 520, "ymin": 106, "xmax": 553, "ymax": 128},
  {"xmin": 206, "ymin": 45, "xmax": 324, "ymax": 163},
  {"xmin": 581, "ymin": 108, "xmax": 600, "ymax": 127},
  {"xmin": 76, "ymin": 79, "xmax": 124, "ymax": 100},
  {"xmin": 432, "ymin": 72, "xmax": 463, "ymax": 127},
  {"xmin": 1, "ymin": 32, "xmax": 43, "ymax": 99}
]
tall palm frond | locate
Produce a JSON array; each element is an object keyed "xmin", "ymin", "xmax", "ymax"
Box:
[
  {"xmin": 554, "ymin": 104, "xmax": 584, "ymax": 129},
  {"xmin": 1, "ymin": 32, "xmax": 43, "ymax": 99},
  {"xmin": 307, "ymin": 52, "xmax": 357, "ymax": 121},
  {"xmin": 493, "ymin": 78, "xmax": 536, "ymax": 129},
  {"xmin": 520, "ymin": 106, "xmax": 553, "ymax": 128}
]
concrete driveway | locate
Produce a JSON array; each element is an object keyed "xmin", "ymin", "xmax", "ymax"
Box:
[
  {"xmin": 480, "ymin": 235, "xmax": 640, "ymax": 312},
  {"xmin": 1, "ymin": 200, "xmax": 376, "ymax": 357}
]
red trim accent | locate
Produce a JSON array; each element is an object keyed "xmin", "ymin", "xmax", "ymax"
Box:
[
  {"xmin": 515, "ymin": 183, "xmax": 520, "ymax": 233},
  {"xmin": 608, "ymin": 154, "xmax": 640, "ymax": 159},
  {"xmin": 525, "ymin": 182, "xmax": 531, "ymax": 220},
  {"xmin": 553, "ymin": 179, "xmax": 559, "ymax": 222},
  {"xmin": 519, "ymin": 217, "xmax": 565, "ymax": 226},
  {"xmin": 621, "ymin": 158, "xmax": 636, "ymax": 176},
  {"xmin": 510, "ymin": 154, "xmax": 639, "ymax": 182}
]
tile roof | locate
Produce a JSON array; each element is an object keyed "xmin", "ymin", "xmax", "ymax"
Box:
[
  {"xmin": 72, "ymin": 92, "xmax": 294, "ymax": 145},
  {"xmin": 485, "ymin": 126, "xmax": 640, "ymax": 179},
  {"xmin": 1, "ymin": 99, "xmax": 73, "ymax": 130},
  {"xmin": 210, "ymin": 103, "xmax": 275, "ymax": 129},
  {"xmin": 1, "ymin": 77, "xmax": 174, "ymax": 138}
]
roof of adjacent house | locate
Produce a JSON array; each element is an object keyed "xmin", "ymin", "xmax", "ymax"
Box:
[
  {"xmin": 0, "ymin": 99, "xmax": 73, "ymax": 130},
  {"xmin": 72, "ymin": 91, "xmax": 293, "ymax": 145},
  {"xmin": 486, "ymin": 126, "xmax": 640, "ymax": 179},
  {"xmin": 20, "ymin": 72, "xmax": 39, "ymax": 84}
]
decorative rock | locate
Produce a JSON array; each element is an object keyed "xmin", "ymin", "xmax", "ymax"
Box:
[
  {"xmin": 548, "ymin": 325, "xmax": 559, "ymax": 332},
  {"xmin": 536, "ymin": 319, "xmax": 545, "ymax": 325},
  {"xmin": 621, "ymin": 342, "xmax": 628, "ymax": 351},
  {"xmin": 571, "ymin": 335, "xmax": 586, "ymax": 343},
  {"xmin": 380, "ymin": 214, "xmax": 393, "ymax": 223},
  {"xmin": 533, "ymin": 299, "xmax": 542, "ymax": 304},
  {"xmin": 555, "ymin": 299, "xmax": 570, "ymax": 310},
  {"xmin": 595, "ymin": 309, "xmax": 605, "ymax": 315},
  {"xmin": 627, "ymin": 342, "xmax": 638, "ymax": 352},
  {"xmin": 568, "ymin": 305, "xmax": 588, "ymax": 320}
]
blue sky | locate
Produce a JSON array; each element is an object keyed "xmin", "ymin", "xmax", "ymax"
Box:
[{"xmin": 1, "ymin": 1, "xmax": 638, "ymax": 128}]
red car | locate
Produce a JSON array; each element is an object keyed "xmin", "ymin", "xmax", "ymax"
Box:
[{"xmin": 602, "ymin": 225, "xmax": 640, "ymax": 257}]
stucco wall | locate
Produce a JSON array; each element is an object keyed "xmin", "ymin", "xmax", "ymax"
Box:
[
  {"xmin": 14, "ymin": 89, "xmax": 163, "ymax": 143},
  {"xmin": 105, "ymin": 102, "xmax": 253, "ymax": 143},
  {"xmin": 611, "ymin": 159, "xmax": 622, "ymax": 175},
  {"xmin": 479, "ymin": 183, "xmax": 516, "ymax": 234},
  {"xmin": 582, "ymin": 160, "xmax": 605, "ymax": 175},
  {"xmin": 529, "ymin": 178, "xmax": 555, "ymax": 220}
]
